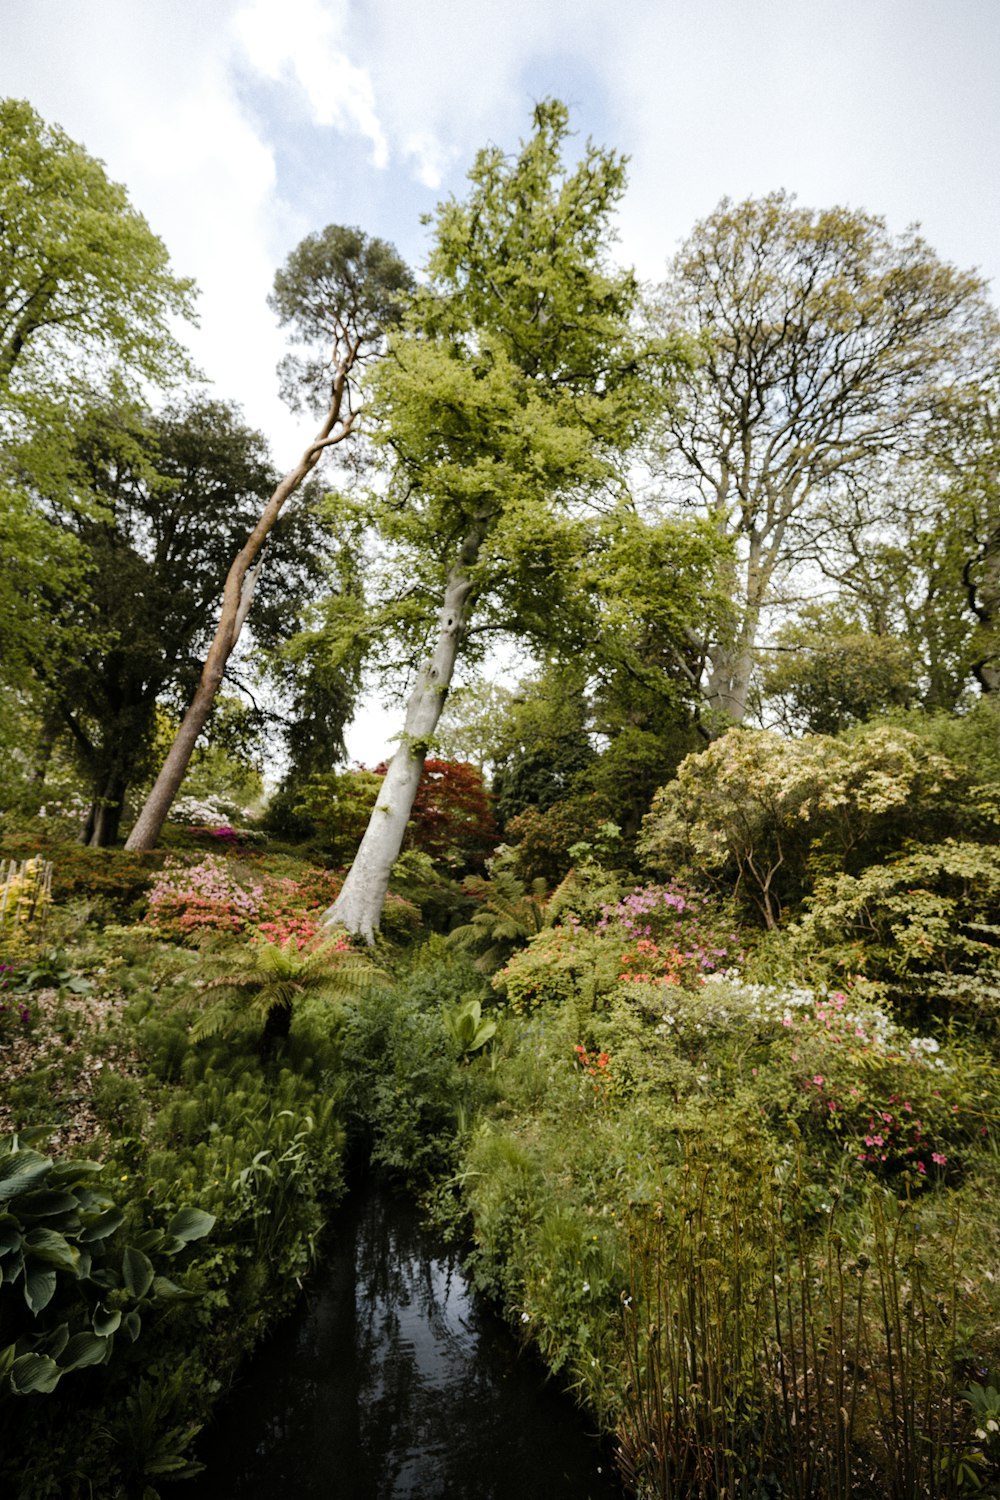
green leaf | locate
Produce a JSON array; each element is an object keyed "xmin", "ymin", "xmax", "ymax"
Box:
[
  {"xmin": 0, "ymin": 1218, "xmax": 22, "ymax": 1255},
  {"xmin": 123, "ymin": 1309, "xmax": 141, "ymax": 1342},
  {"xmin": 166, "ymin": 1207, "xmax": 215, "ymax": 1244},
  {"xmin": 10, "ymin": 1352, "xmax": 62, "ymax": 1394},
  {"xmin": 122, "ymin": 1245, "xmax": 155, "ymax": 1299},
  {"xmin": 23, "ymin": 1227, "xmax": 79, "ymax": 1273},
  {"xmin": 14, "ymin": 1189, "xmax": 79, "ymax": 1220},
  {"xmin": 152, "ymin": 1275, "xmax": 195, "ymax": 1302},
  {"xmin": 59, "ymin": 1332, "xmax": 110, "ymax": 1371},
  {"xmin": 92, "ymin": 1303, "xmax": 121, "ymax": 1337},
  {"xmin": 23, "ymin": 1264, "xmax": 58, "ymax": 1313},
  {"xmin": 80, "ymin": 1208, "xmax": 125, "ymax": 1242},
  {"xmin": 0, "ymin": 1150, "xmax": 49, "ymax": 1201}
]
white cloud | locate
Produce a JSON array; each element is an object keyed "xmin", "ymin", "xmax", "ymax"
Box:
[{"xmin": 235, "ymin": 0, "xmax": 389, "ymax": 168}]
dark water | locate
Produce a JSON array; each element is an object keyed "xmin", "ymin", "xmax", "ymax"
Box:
[{"xmin": 187, "ymin": 1181, "xmax": 625, "ymax": 1499}]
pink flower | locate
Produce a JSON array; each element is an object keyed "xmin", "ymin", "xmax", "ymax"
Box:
[
  {"xmin": 931, "ymin": 1152, "xmax": 947, "ymax": 1166},
  {"xmin": 812, "ymin": 1075, "xmax": 824, "ymax": 1087},
  {"xmin": 916, "ymin": 1161, "xmax": 926, "ymax": 1174}
]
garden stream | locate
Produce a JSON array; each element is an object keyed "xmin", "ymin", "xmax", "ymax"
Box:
[{"xmin": 186, "ymin": 1178, "xmax": 624, "ymax": 1499}]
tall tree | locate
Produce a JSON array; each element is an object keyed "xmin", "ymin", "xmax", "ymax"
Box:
[
  {"xmin": 0, "ymin": 98, "xmax": 197, "ymax": 706},
  {"xmin": 0, "ymin": 98, "xmax": 195, "ymax": 399},
  {"xmin": 324, "ymin": 100, "xmax": 689, "ymax": 940},
  {"xmin": 654, "ymin": 191, "xmax": 999, "ymax": 726},
  {"xmin": 125, "ymin": 226, "xmax": 411, "ymax": 849},
  {"xmin": 22, "ymin": 399, "xmax": 316, "ymax": 844}
]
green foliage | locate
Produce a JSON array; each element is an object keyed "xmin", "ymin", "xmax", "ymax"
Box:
[
  {"xmin": 339, "ymin": 939, "xmax": 495, "ymax": 1192},
  {"xmin": 268, "ymin": 222, "xmax": 413, "ymax": 418},
  {"xmin": 763, "ymin": 604, "xmax": 920, "ymax": 733},
  {"xmin": 0, "ymin": 98, "xmax": 195, "ymax": 401},
  {"xmin": 0, "ymin": 1134, "xmax": 212, "ymax": 1400},
  {"xmin": 494, "ymin": 923, "xmax": 622, "ymax": 1016},
  {"xmin": 442, "ymin": 997, "xmax": 496, "ymax": 1057},
  {"xmin": 640, "ymin": 721, "xmax": 999, "ymax": 928},
  {"xmin": 793, "ymin": 840, "xmax": 1000, "ymax": 1023},
  {"xmin": 0, "ymin": 99, "xmax": 196, "ymax": 723},
  {"xmin": 505, "ymin": 793, "xmax": 618, "ymax": 887},
  {"xmin": 449, "ymin": 859, "xmax": 553, "ymax": 971},
  {"xmin": 0, "ymin": 843, "xmax": 166, "ymax": 921},
  {"xmin": 191, "ymin": 936, "xmax": 374, "ymax": 1057}
]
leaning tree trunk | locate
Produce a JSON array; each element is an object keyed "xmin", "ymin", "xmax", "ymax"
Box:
[
  {"xmin": 125, "ymin": 352, "xmax": 358, "ymax": 851},
  {"xmin": 323, "ymin": 524, "xmax": 486, "ymax": 943}
]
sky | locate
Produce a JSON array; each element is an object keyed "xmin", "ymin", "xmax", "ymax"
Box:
[{"xmin": 3, "ymin": 0, "xmax": 1000, "ymax": 761}]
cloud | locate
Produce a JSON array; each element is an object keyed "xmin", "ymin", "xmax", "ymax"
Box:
[{"xmin": 235, "ymin": 0, "xmax": 388, "ymax": 168}]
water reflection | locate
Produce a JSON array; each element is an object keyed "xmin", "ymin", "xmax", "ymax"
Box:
[{"xmin": 188, "ymin": 1180, "xmax": 624, "ymax": 1499}]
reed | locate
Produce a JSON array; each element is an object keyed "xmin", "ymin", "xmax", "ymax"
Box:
[{"xmin": 617, "ymin": 1154, "xmax": 973, "ymax": 1498}]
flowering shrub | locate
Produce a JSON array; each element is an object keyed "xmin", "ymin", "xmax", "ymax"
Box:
[
  {"xmin": 169, "ymin": 793, "xmax": 247, "ymax": 827},
  {"xmin": 494, "ymin": 884, "xmax": 741, "ymax": 1015},
  {"xmin": 574, "ymin": 1042, "xmax": 612, "ymax": 1097},
  {"xmin": 599, "ymin": 883, "xmax": 741, "ymax": 979},
  {"xmin": 674, "ymin": 977, "xmax": 978, "ymax": 1187},
  {"xmin": 145, "ymin": 855, "xmax": 264, "ymax": 939},
  {"xmin": 493, "ymin": 923, "xmax": 620, "ymax": 1014}
]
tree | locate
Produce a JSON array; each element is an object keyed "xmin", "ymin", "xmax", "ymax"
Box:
[
  {"xmin": 323, "ymin": 101, "xmax": 688, "ymax": 940},
  {"xmin": 0, "ymin": 98, "xmax": 197, "ymax": 708},
  {"xmin": 0, "ymin": 98, "xmax": 195, "ymax": 399},
  {"xmin": 762, "ymin": 603, "xmax": 918, "ymax": 734},
  {"xmin": 125, "ymin": 226, "xmax": 412, "ymax": 849},
  {"xmin": 22, "ymin": 398, "xmax": 320, "ymax": 844},
  {"xmin": 654, "ymin": 191, "xmax": 999, "ymax": 726}
]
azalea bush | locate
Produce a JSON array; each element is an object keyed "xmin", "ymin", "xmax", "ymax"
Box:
[
  {"xmin": 493, "ymin": 882, "xmax": 741, "ymax": 1015},
  {"xmin": 145, "ymin": 855, "xmax": 264, "ymax": 939}
]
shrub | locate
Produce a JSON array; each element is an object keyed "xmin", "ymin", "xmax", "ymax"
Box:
[
  {"xmin": 0, "ymin": 844, "xmax": 165, "ymax": 921},
  {"xmin": 640, "ymin": 723, "xmax": 999, "ymax": 928},
  {"xmin": 792, "ymin": 839, "xmax": 1000, "ymax": 1024},
  {"xmin": 145, "ymin": 855, "xmax": 263, "ymax": 940}
]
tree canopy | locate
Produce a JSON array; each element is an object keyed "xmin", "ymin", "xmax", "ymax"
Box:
[
  {"xmin": 654, "ymin": 190, "xmax": 1000, "ymax": 726},
  {"xmin": 0, "ymin": 97, "xmax": 196, "ymax": 402}
]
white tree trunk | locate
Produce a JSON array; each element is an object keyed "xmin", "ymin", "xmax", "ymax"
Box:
[{"xmin": 323, "ymin": 525, "xmax": 485, "ymax": 942}]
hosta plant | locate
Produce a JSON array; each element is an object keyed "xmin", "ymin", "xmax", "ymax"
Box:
[{"xmin": 0, "ymin": 1134, "xmax": 214, "ymax": 1397}]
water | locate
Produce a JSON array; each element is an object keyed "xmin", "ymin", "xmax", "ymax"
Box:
[{"xmin": 187, "ymin": 1180, "xmax": 625, "ymax": 1499}]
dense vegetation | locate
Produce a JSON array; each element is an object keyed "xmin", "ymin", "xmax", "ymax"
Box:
[{"xmin": 2, "ymin": 93, "xmax": 1000, "ymax": 1498}]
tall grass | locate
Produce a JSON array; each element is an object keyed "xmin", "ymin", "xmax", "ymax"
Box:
[{"xmin": 617, "ymin": 1157, "xmax": 974, "ymax": 1499}]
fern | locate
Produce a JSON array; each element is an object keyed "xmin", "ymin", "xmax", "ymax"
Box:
[
  {"xmin": 449, "ymin": 869, "xmax": 553, "ymax": 971},
  {"xmin": 190, "ymin": 939, "xmax": 376, "ymax": 1056}
]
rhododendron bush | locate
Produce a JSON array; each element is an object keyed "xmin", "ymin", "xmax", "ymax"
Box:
[
  {"xmin": 494, "ymin": 882, "xmax": 741, "ymax": 1013},
  {"xmin": 146, "ymin": 855, "xmax": 264, "ymax": 938}
]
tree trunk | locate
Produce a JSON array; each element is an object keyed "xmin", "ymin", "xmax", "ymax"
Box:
[
  {"xmin": 701, "ymin": 535, "xmax": 769, "ymax": 727},
  {"xmin": 703, "ymin": 644, "xmax": 756, "ymax": 725},
  {"xmin": 968, "ymin": 528, "xmax": 1000, "ymax": 694},
  {"xmin": 323, "ymin": 525, "xmax": 486, "ymax": 942},
  {"xmin": 125, "ymin": 353, "xmax": 358, "ymax": 852},
  {"xmin": 83, "ymin": 766, "xmax": 128, "ymax": 847}
]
